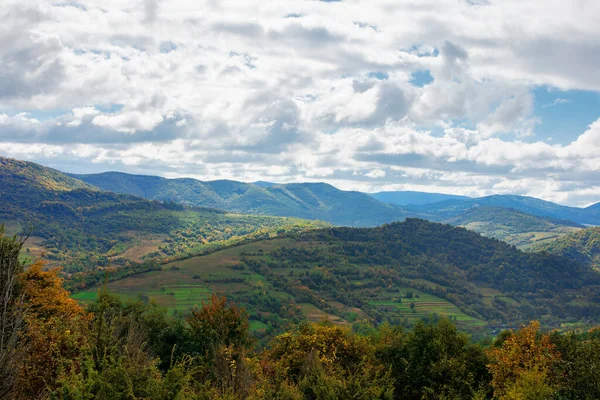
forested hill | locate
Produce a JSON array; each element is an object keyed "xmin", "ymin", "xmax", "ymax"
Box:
[
  {"xmin": 0, "ymin": 157, "xmax": 328, "ymax": 274},
  {"xmin": 286, "ymin": 219, "xmax": 600, "ymax": 325},
  {"xmin": 534, "ymin": 227, "xmax": 600, "ymax": 268},
  {"xmin": 86, "ymin": 218, "xmax": 600, "ymax": 337},
  {"xmin": 73, "ymin": 171, "xmax": 413, "ymax": 226},
  {"xmin": 0, "ymin": 157, "xmax": 97, "ymax": 192}
]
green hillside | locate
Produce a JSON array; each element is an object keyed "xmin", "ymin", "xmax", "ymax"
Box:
[
  {"xmin": 533, "ymin": 226, "xmax": 600, "ymax": 268},
  {"xmin": 75, "ymin": 219, "xmax": 600, "ymax": 341},
  {"xmin": 0, "ymin": 157, "xmax": 97, "ymax": 192},
  {"xmin": 74, "ymin": 172, "xmax": 412, "ymax": 226},
  {"xmin": 444, "ymin": 206, "xmax": 582, "ymax": 248},
  {"xmin": 0, "ymin": 157, "xmax": 329, "ymax": 275}
]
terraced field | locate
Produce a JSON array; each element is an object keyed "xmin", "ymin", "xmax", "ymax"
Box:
[{"xmin": 369, "ymin": 287, "xmax": 484, "ymax": 326}]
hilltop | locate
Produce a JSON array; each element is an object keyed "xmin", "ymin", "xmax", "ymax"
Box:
[{"xmin": 0, "ymin": 157, "xmax": 97, "ymax": 192}]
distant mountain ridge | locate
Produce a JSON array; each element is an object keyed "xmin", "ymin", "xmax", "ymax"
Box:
[
  {"xmin": 370, "ymin": 190, "xmax": 470, "ymax": 206},
  {"xmin": 73, "ymin": 171, "xmax": 413, "ymax": 227},
  {"xmin": 405, "ymin": 194, "xmax": 600, "ymax": 225},
  {"xmin": 73, "ymin": 169, "xmax": 600, "ymax": 226}
]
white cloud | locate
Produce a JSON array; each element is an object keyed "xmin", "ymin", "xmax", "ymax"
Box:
[
  {"xmin": 0, "ymin": 0, "xmax": 599, "ymax": 206},
  {"xmin": 365, "ymin": 169, "xmax": 386, "ymax": 178}
]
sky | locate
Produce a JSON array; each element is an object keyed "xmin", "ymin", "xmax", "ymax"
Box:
[{"xmin": 1, "ymin": 0, "xmax": 600, "ymax": 206}]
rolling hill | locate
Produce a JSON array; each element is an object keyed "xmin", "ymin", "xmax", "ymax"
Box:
[
  {"xmin": 443, "ymin": 207, "xmax": 582, "ymax": 248},
  {"xmin": 73, "ymin": 171, "xmax": 413, "ymax": 226},
  {"xmin": 74, "ymin": 219, "xmax": 600, "ymax": 340},
  {"xmin": 0, "ymin": 157, "xmax": 329, "ymax": 275},
  {"xmin": 370, "ymin": 190, "xmax": 470, "ymax": 206}
]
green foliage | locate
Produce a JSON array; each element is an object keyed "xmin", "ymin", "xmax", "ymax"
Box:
[
  {"xmin": 550, "ymin": 328, "xmax": 600, "ymax": 399},
  {"xmin": 376, "ymin": 319, "xmax": 490, "ymax": 399},
  {"xmin": 264, "ymin": 321, "xmax": 394, "ymax": 399}
]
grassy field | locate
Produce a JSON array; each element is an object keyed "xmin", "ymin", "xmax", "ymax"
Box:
[
  {"xmin": 460, "ymin": 222, "xmax": 581, "ymax": 249},
  {"xmin": 74, "ymin": 240, "xmax": 290, "ymax": 310}
]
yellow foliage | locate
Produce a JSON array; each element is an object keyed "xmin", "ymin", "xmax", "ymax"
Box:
[
  {"xmin": 487, "ymin": 321, "xmax": 560, "ymax": 399},
  {"xmin": 13, "ymin": 261, "xmax": 91, "ymax": 398}
]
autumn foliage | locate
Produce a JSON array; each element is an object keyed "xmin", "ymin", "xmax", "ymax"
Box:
[
  {"xmin": 14, "ymin": 261, "xmax": 90, "ymax": 398},
  {"xmin": 487, "ymin": 321, "xmax": 561, "ymax": 399}
]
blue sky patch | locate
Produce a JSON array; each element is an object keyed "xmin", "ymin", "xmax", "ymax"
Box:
[
  {"xmin": 532, "ymin": 86, "xmax": 600, "ymax": 144},
  {"xmin": 368, "ymin": 71, "xmax": 388, "ymax": 80},
  {"xmin": 410, "ymin": 70, "xmax": 434, "ymax": 87}
]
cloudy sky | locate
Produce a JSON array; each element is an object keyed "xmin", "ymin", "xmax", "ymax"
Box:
[{"xmin": 2, "ymin": 0, "xmax": 600, "ymax": 206}]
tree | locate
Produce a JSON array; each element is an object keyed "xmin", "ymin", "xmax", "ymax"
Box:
[
  {"xmin": 550, "ymin": 328, "xmax": 600, "ymax": 399},
  {"xmin": 487, "ymin": 321, "xmax": 560, "ymax": 399},
  {"xmin": 376, "ymin": 318, "xmax": 490, "ymax": 399},
  {"xmin": 265, "ymin": 321, "xmax": 394, "ymax": 399},
  {"xmin": 0, "ymin": 225, "xmax": 26, "ymax": 398},
  {"xmin": 13, "ymin": 261, "xmax": 90, "ymax": 398},
  {"xmin": 187, "ymin": 294, "xmax": 254, "ymax": 397}
]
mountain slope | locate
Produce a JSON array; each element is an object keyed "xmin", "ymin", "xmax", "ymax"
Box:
[
  {"xmin": 370, "ymin": 190, "xmax": 470, "ymax": 206},
  {"xmin": 444, "ymin": 207, "xmax": 582, "ymax": 247},
  {"xmin": 76, "ymin": 219, "xmax": 600, "ymax": 337},
  {"xmin": 407, "ymin": 194, "xmax": 600, "ymax": 225},
  {"xmin": 534, "ymin": 227, "xmax": 600, "ymax": 268},
  {"xmin": 0, "ymin": 157, "xmax": 97, "ymax": 192},
  {"xmin": 74, "ymin": 172, "xmax": 412, "ymax": 226},
  {"xmin": 0, "ymin": 157, "xmax": 328, "ymax": 273}
]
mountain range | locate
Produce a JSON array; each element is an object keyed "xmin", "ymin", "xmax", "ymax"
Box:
[
  {"xmin": 73, "ymin": 171, "xmax": 414, "ymax": 226},
  {"xmin": 73, "ymin": 169, "xmax": 600, "ymax": 227},
  {"xmin": 2, "ymin": 156, "xmax": 599, "ymax": 255}
]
